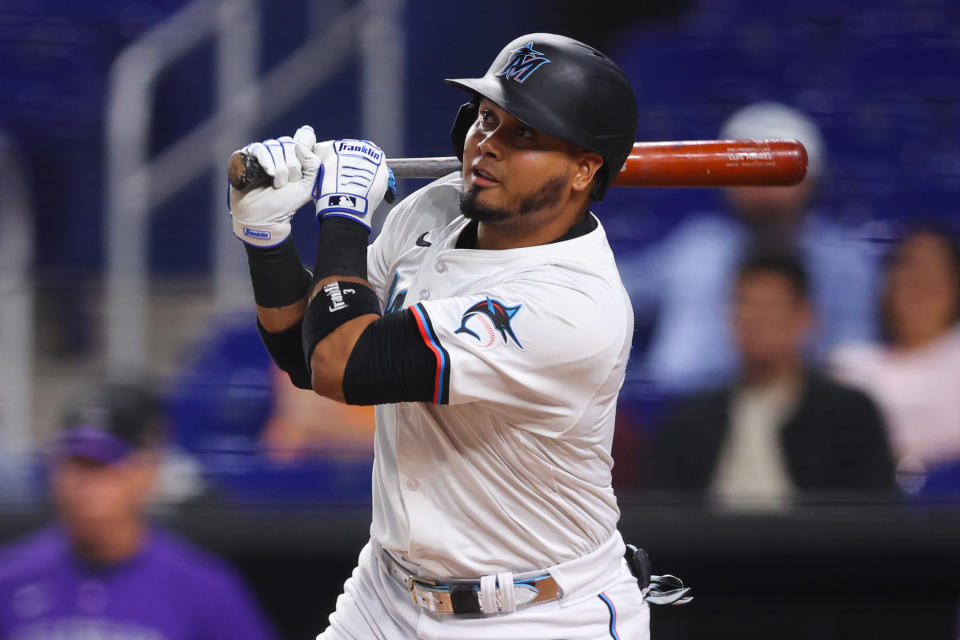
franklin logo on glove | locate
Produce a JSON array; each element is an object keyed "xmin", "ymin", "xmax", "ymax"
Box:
[
  {"xmin": 334, "ymin": 141, "xmax": 384, "ymax": 163},
  {"xmin": 243, "ymin": 228, "xmax": 271, "ymax": 241}
]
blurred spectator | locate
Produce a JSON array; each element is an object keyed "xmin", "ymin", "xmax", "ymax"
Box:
[
  {"xmin": 618, "ymin": 102, "xmax": 878, "ymax": 394},
  {"xmin": 0, "ymin": 382, "xmax": 277, "ymax": 639},
  {"xmin": 168, "ymin": 319, "xmax": 373, "ymax": 503},
  {"xmin": 831, "ymin": 227, "xmax": 960, "ymax": 492},
  {"xmin": 260, "ymin": 366, "xmax": 374, "ymax": 465},
  {"xmin": 647, "ymin": 252, "xmax": 896, "ymax": 509}
]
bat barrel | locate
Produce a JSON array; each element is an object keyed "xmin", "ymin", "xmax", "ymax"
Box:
[{"xmin": 619, "ymin": 139, "xmax": 807, "ymax": 187}]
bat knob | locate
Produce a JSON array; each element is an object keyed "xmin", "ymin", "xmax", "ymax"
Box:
[{"xmin": 228, "ymin": 151, "xmax": 272, "ymax": 192}]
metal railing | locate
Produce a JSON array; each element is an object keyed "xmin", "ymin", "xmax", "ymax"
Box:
[
  {"xmin": 104, "ymin": 0, "xmax": 405, "ymax": 376},
  {"xmin": 0, "ymin": 134, "xmax": 35, "ymax": 495}
]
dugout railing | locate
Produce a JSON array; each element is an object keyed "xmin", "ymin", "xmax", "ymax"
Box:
[
  {"xmin": 0, "ymin": 134, "xmax": 35, "ymax": 496},
  {"xmin": 103, "ymin": 0, "xmax": 405, "ymax": 376}
]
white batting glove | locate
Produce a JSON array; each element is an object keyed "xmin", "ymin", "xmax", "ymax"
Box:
[
  {"xmin": 229, "ymin": 125, "xmax": 319, "ymax": 247},
  {"xmin": 312, "ymin": 139, "xmax": 396, "ymax": 230},
  {"xmin": 645, "ymin": 575, "xmax": 693, "ymax": 606}
]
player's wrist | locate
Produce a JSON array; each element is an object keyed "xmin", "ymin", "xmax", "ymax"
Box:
[
  {"xmin": 311, "ymin": 216, "xmax": 370, "ymax": 285},
  {"xmin": 245, "ymin": 236, "xmax": 312, "ymax": 308}
]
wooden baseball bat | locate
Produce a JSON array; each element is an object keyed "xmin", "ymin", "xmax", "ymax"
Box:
[{"xmin": 227, "ymin": 139, "xmax": 807, "ymax": 191}]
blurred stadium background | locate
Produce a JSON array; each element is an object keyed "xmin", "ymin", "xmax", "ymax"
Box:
[{"xmin": 1, "ymin": 0, "xmax": 959, "ymax": 637}]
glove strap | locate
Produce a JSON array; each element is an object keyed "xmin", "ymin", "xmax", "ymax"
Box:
[{"xmin": 316, "ymin": 193, "xmax": 372, "ymax": 229}]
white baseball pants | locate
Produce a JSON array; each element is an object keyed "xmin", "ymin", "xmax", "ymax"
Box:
[{"xmin": 316, "ymin": 534, "xmax": 650, "ymax": 640}]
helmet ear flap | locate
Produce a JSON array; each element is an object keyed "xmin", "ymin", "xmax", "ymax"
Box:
[{"xmin": 450, "ymin": 99, "xmax": 480, "ymax": 161}]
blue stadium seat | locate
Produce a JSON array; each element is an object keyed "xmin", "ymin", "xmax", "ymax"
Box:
[{"xmin": 167, "ymin": 319, "xmax": 372, "ymax": 504}]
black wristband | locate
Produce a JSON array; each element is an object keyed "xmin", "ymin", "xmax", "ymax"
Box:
[
  {"xmin": 302, "ymin": 281, "xmax": 382, "ymax": 366},
  {"xmin": 313, "ymin": 217, "xmax": 369, "ymax": 283},
  {"xmin": 245, "ymin": 237, "xmax": 312, "ymax": 308}
]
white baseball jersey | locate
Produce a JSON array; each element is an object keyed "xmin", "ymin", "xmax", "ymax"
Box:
[{"xmin": 365, "ymin": 172, "xmax": 634, "ymax": 579}]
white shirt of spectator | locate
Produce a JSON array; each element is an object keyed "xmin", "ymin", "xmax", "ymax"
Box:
[
  {"xmin": 711, "ymin": 378, "xmax": 800, "ymax": 511},
  {"xmin": 365, "ymin": 173, "xmax": 634, "ymax": 579}
]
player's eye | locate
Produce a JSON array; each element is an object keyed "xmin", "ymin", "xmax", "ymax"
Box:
[
  {"xmin": 516, "ymin": 125, "xmax": 533, "ymax": 138},
  {"xmin": 479, "ymin": 109, "xmax": 494, "ymax": 125}
]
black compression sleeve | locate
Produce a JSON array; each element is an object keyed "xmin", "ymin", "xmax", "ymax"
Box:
[
  {"xmin": 342, "ymin": 309, "xmax": 441, "ymax": 405},
  {"xmin": 257, "ymin": 318, "xmax": 312, "ymax": 389},
  {"xmin": 245, "ymin": 237, "xmax": 312, "ymax": 308}
]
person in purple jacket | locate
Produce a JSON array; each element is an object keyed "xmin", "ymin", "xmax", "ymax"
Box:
[{"xmin": 0, "ymin": 382, "xmax": 278, "ymax": 640}]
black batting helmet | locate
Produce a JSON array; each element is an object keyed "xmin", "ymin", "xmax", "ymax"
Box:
[{"xmin": 446, "ymin": 33, "xmax": 638, "ymax": 201}]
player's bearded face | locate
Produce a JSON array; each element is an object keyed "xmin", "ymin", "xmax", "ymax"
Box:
[{"xmin": 460, "ymin": 100, "xmax": 582, "ymax": 223}]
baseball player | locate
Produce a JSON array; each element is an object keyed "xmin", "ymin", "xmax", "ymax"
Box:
[
  {"xmin": 0, "ymin": 382, "xmax": 278, "ymax": 639},
  {"xmin": 229, "ymin": 33, "xmax": 685, "ymax": 639}
]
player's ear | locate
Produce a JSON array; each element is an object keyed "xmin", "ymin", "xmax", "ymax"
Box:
[{"xmin": 570, "ymin": 151, "xmax": 604, "ymax": 194}]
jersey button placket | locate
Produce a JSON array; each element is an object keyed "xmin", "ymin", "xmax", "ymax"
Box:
[{"xmin": 434, "ymin": 259, "xmax": 446, "ymax": 274}]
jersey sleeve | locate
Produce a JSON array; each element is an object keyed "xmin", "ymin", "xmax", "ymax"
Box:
[{"xmin": 415, "ymin": 275, "xmax": 629, "ymax": 435}]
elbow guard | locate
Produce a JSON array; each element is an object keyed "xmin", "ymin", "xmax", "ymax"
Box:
[{"xmin": 301, "ymin": 281, "xmax": 382, "ymax": 369}]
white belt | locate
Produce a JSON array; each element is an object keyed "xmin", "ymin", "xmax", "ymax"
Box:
[
  {"xmin": 377, "ymin": 543, "xmax": 561, "ymax": 615},
  {"xmin": 375, "ymin": 532, "xmax": 626, "ymax": 616}
]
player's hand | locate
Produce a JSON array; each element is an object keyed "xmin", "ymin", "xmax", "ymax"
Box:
[
  {"xmin": 229, "ymin": 125, "xmax": 319, "ymax": 247},
  {"xmin": 645, "ymin": 574, "xmax": 693, "ymax": 605},
  {"xmin": 311, "ymin": 139, "xmax": 398, "ymax": 230}
]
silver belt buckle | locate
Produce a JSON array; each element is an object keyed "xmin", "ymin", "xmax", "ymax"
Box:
[{"xmin": 407, "ymin": 575, "xmax": 438, "ymax": 606}]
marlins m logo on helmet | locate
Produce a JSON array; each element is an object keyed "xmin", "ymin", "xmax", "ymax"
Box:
[{"xmin": 495, "ymin": 42, "xmax": 550, "ymax": 83}]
